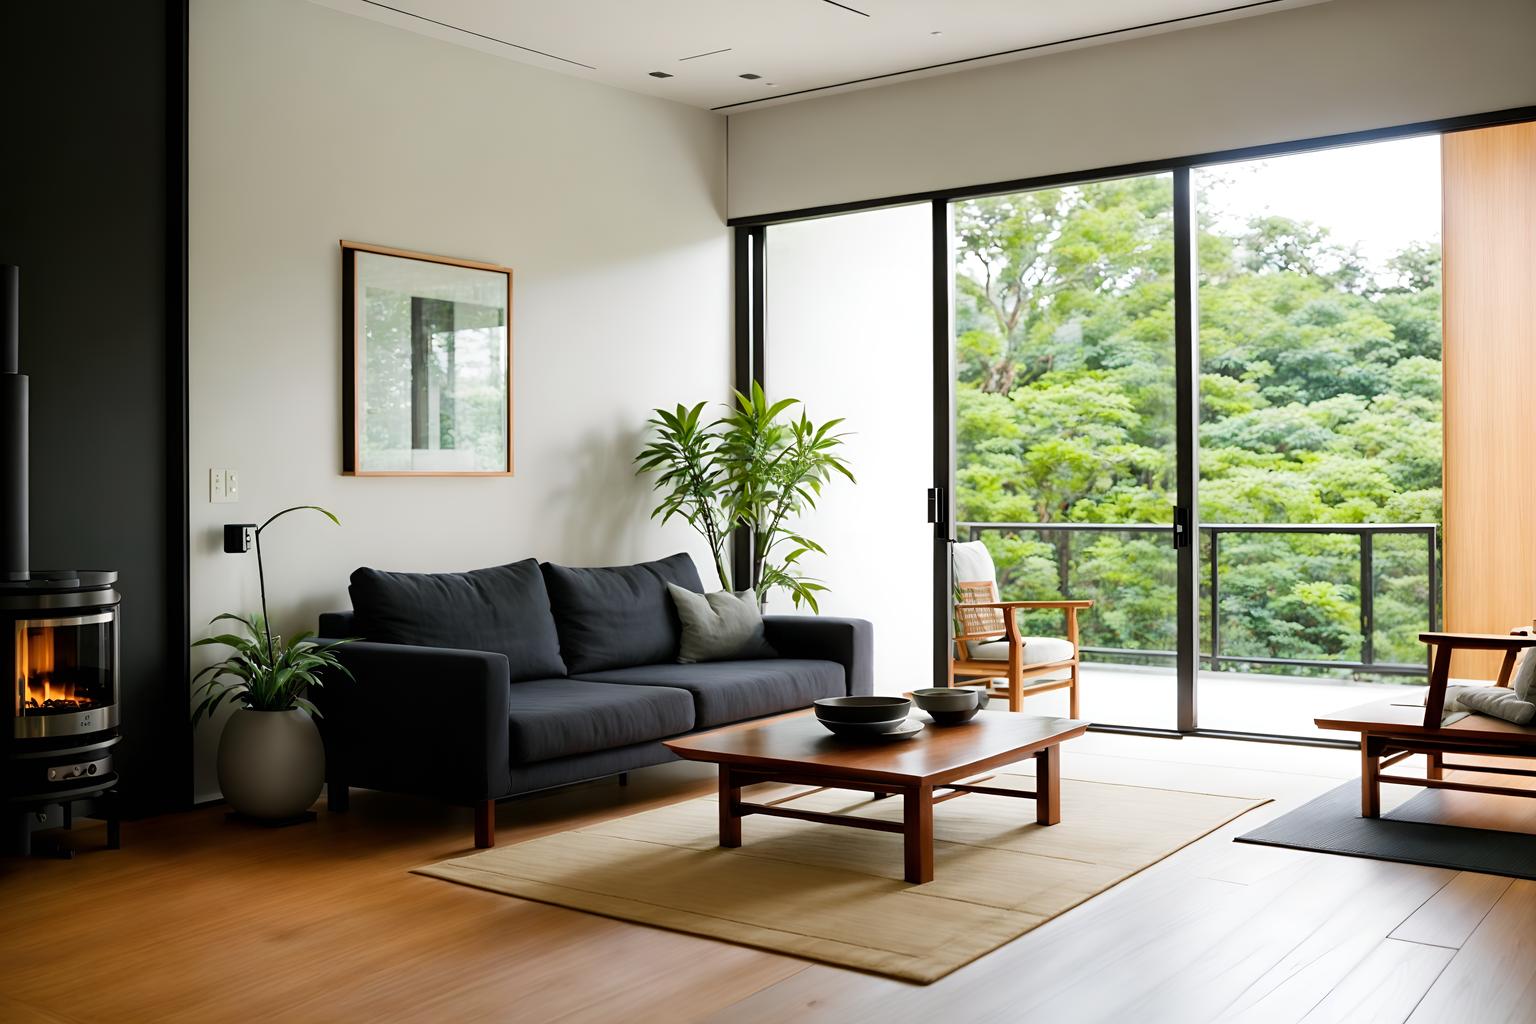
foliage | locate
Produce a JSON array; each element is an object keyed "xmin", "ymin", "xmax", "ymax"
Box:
[
  {"xmin": 955, "ymin": 175, "xmax": 1440, "ymax": 677},
  {"xmin": 634, "ymin": 401, "xmax": 732, "ymax": 590},
  {"xmin": 191, "ymin": 614, "xmax": 351, "ymax": 725},
  {"xmin": 636, "ymin": 383, "xmax": 854, "ymax": 611},
  {"xmin": 190, "ymin": 506, "xmax": 352, "ymax": 724}
]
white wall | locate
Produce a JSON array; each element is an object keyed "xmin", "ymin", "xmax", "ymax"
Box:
[
  {"xmin": 765, "ymin": 204, "xmax": 934, "ymax": 688},
  {"xmin": 726, "ymin": 0, "xmax": 1536, "ymax": 217},
  {"xmin": 190, "ymin": 0, "xmax": 728, "ymax": 799}
]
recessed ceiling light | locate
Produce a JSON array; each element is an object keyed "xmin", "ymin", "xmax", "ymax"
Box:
[
  {"xmin": 931, "ymin": 30, "xmax": 943, "ymax": 36},
  {"xmin": 739, "ymin": 73, "xmax": 762, "ymax": 80},
  {"xmin": 648, "ymin": 71, "xmax": 674, "ymax": 79}
]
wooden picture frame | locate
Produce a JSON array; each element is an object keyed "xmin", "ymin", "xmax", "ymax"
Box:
[{"xmin": 341, "ymin": 240, "xmax": 514, "ymax": 476}]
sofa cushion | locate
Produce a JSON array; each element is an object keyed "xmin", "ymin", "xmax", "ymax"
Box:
[
  {"xmin": 573, "ymin": 659, "xmax": 846, "ymax": 728},
  {"xmin": 541, "ymin": 553, "xmax": 704, "ymax": 673},
  {"xmin": 348, "ymin": 559, "xmax": 565, "ymax": 683},
  {"xmin": 506, "ymin": 679, "xmax": 695, "ymax": 764}
]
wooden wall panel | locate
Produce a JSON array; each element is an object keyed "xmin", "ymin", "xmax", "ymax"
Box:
[{"xmin": 1443, "ymin": 121, "xmax": 1536, "ymax": 678}]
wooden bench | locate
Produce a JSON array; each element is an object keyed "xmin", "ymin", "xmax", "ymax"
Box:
[{"xmin": 1316, "ymin": 631, "xmax": 1536, "ymax": 817}]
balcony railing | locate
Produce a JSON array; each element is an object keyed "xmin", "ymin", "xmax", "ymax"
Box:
[{"xmin": 958, "ymin": 521, "xmax": 1439, "ymax": 678}]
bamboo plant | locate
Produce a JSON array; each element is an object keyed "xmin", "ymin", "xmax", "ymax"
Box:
[{"xmin": 635, "ymin": 383, "xmax": 853, "ymax": 611}]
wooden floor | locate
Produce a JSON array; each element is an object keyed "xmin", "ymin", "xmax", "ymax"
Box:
[{"xmin": 3, "ymin": 731, "xmax": 1535, "ymax": 1024}]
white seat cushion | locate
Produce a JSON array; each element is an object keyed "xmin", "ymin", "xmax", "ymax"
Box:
[
  {"xmin": 967, "ymin": 636, "xmax": 1075, "ymax": 665},
  {"xmin": 952, "ymin": 541, "xmax": 997, "ymax": 586}
]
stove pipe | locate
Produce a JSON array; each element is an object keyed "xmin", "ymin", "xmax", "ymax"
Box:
[{"xmin": 1, "ymin": 265, "xmax": 28, "ymax": 580}]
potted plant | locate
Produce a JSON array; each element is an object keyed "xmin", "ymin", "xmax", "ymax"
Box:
[
  {"xmin": 191, "ymin": 505, "xmax": 351, "ymax": 820},
  {"xmin": 635, "ymin": 383, "xmax": 853, "ymax": 610}
]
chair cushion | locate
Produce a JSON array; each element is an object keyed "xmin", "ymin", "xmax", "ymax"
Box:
[
  {"xmin": 541, "ymin": 553, "xmax": 704, "ymax": 673},
  {"xmin": 574, "ymin": 659, "xmax": 846, "ymax": 728},
  {"xmin": 348, "ymin": 559, "xmax": 566, "ymax": 682},
  {"xmin": 1514, "ymin": 647, "xmax": 1536, "ymax": 702},
  {"xmin": 1449, "ymin": 685, "xmax": 1536, "ymax": 726},
  {"xmin": 967, "ymin": 636, "xmax": 1076, "ymax": 665},
  {"xmin": 506, "ymin": 679, "xmax": 695, "ymax": 764}
]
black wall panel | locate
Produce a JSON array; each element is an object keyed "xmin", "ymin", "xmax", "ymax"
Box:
[{"xmin": 1, "ymin": 2, "xmax": 189, "ymax": 814}]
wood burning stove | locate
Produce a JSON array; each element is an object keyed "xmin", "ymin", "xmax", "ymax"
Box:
[{"xmin": 1, "ymin": 266, "xmax": 122, "ymax": 856}]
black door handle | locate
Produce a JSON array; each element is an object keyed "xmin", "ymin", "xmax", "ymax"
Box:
[
  {"xmin": 927, "ymin": 487, "xmax": 946, "ymax": 539},
  {"xmin": 1172, "ymin": 506, "xmax": 1190, "ymax": 549}
]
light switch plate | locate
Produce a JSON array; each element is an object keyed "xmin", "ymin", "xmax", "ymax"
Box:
[{"xmin": 209, "ymin": 468, "xmax": 239, "ymax": 504}]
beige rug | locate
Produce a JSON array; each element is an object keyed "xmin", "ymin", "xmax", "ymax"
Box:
[{"xmin": 415, "ymin": 775, "xmax": 1267, "ymax": 983}]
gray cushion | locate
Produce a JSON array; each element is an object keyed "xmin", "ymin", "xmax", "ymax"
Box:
[
  {"xmin": 667, "ymin": 584, "xmax": 775, "ymax": 663},
  {"xmin": 541, "ymin": 553, "xmax": 704, "ymax": 673},
  {"xmin": 574, "ymin": 659, "xmax": 846, "ymax": 728},
  {"xmin": 348, "ymin": 559, "xmax": 565, "ymax": 683},
  {"xmin": 506, "ymin": 678, "xmax": 695, "ymax": 764},
  {"xmin": 1449, "ymin": 685, "xmax": 1536, "ymax": 726},
  {"xmin": 1514, "ymin": 647, "xmax": 1536, "ymax": 702}
]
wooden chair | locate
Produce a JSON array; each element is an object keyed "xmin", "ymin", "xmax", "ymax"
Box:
[
  {"xmin": 949, "ymin": 540, "xmax": 1092, "ymax": 715},
  {"xmin": 1316, "ymin": 630, "xmax": 1536, "ymax": 818}
]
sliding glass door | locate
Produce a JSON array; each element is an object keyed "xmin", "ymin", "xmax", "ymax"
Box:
[
  {"xmin": 950, "ymin": 173, "xmax": 1185, "ymax": 729},
  {"xmin": 1192, "ymin": 136, "xmax": 1443, "ymax": 739}
]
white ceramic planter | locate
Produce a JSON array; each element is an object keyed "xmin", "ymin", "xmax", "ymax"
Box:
[{"xmin": 217, "ymin": 707, "xmax": 325, "ymax": 819}]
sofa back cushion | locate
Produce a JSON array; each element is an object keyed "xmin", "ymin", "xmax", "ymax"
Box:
[
  {"xmin": 541, "ymin": 553, "xmax": 703, "ymax": 673},
  {"xmin": 349, "ymin": 559, "xmax": 566, "ymax": 682}
]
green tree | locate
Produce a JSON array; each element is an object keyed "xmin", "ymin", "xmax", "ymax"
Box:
[{"xmin": 953, "ymin": 176, "xmax": 1442, "ymax": 680}]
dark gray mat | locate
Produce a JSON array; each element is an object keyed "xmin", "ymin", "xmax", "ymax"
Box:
[{"xmin": 1235, "ymin": 781, "xmax": 1536, "ymax": 880}]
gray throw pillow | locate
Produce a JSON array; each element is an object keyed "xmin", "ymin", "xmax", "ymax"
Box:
[
  {"xmin": 1450, "ymin": 685, "xmax": 1536, "ymax": 726},
  {"xmin": 1513, "ymin": 647, "xmax": 1536, "ymax": 703},
  {"xmin": 666, "ymin": 584, "xmax": 774, "ymax": 663}
]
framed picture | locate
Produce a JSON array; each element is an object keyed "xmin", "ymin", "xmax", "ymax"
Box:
[{"xmin": 341, "ymin": 240, "xmax": 513, "ymax": 475}]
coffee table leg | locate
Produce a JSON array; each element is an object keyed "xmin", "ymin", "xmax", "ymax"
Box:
[
  {"xmin": 1035, "ymin": 743, "xmax": 1061, "ymax": 825},
  {"xmin": 903, "ymin": 784, "xmax": 934, "ymax": 884},
  {"xmin": 719, "ymin": 765, "xmax": 742, "ymax": 848}
]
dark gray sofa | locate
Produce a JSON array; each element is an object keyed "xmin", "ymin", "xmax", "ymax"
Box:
[{"xmin": 315, "ymin": 553, "xmax": 872, "ymax": 847}]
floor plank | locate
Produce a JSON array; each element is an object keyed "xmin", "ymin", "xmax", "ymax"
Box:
[
  {"xmin": 1407, "ymin": 879, "xmax": 1536, "ymax": 1024},
  {"xmin": 1390, "ymin": 871, "xmax": 1513, "ymax": 948},
  {"xmin": 1296, "ymin": 938, "xmax": 1454, "ymax": 1024},
  {"xmin": 1209, "ymin": 863, "xmax": 1456, "ymax": 1022}
]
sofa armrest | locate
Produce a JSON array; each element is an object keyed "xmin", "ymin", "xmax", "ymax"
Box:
[
  {"xmin": 763, "ymin": 616, "xmax": 874, "ymax": 696},
  {"xmin": 314, "ymin": 640, "xmax": 512, "ymax": 804}
]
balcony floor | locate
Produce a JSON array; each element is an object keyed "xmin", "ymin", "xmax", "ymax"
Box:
[{"xmin": 1000, "ymin": 661, "xmax": 1429, "ymax": 740}]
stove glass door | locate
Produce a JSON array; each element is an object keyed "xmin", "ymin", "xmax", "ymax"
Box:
[{"xmin": 14, "ymin": 612, "xmax": 116, "ymax": 730}]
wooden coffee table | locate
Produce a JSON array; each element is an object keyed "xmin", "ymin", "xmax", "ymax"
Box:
[{"xmin": 665, "ymin": 711, "xmax": 1087, "ymax": 883}]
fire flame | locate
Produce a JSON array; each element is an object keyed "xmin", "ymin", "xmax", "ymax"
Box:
[{"xmin": 17, "ymin": 624, "xmax": 93, "ymax": 713}]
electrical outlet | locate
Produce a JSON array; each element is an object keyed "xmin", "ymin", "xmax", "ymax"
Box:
[{"xmin": 209, "ymin": 468, "xmax": 240, "ymax": 504}]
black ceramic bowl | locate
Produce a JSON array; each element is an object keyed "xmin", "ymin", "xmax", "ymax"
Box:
[
  {"xmin": 813, "ymin": 696, "xmax": 913, "ymax": 725},
  {"xmin": 910, "ymin": 687, "xmax": 984, "ymax": 727},
  {"xmin": 911, "ymin": 687, "xmax": 980, "ymax": 712}
]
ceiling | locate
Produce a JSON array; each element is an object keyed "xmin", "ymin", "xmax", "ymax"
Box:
[{"xmin": 312, "ymin": 0, "xmax": 1323, "ymax": 112}]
